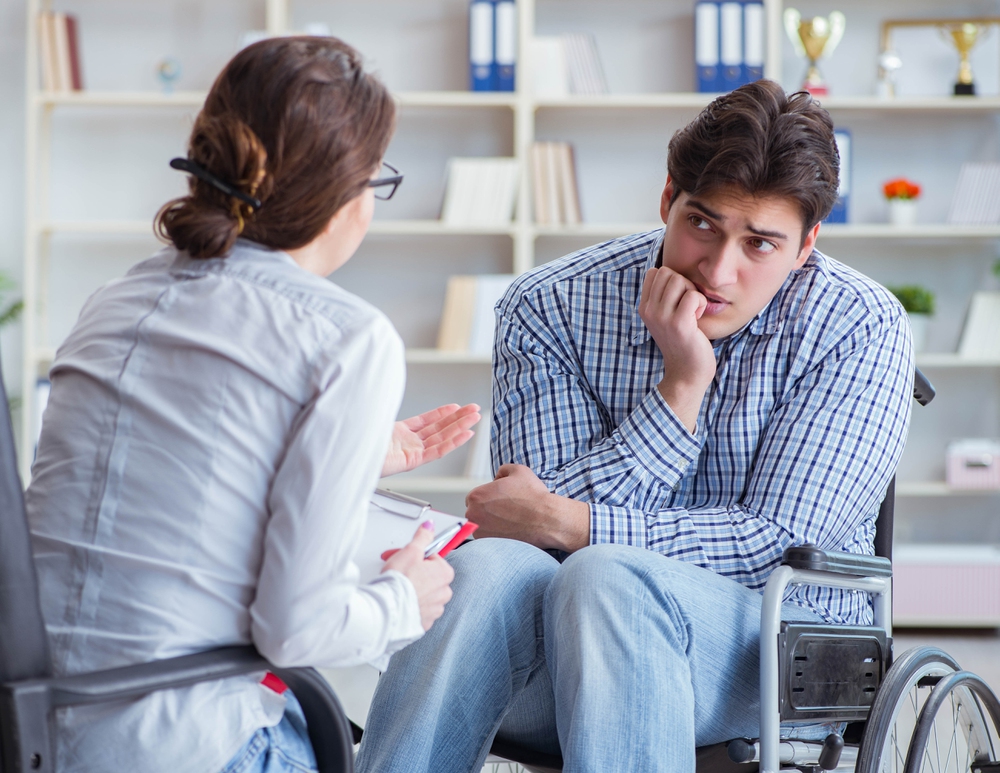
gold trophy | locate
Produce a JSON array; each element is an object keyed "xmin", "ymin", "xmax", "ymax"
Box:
[
  {"xmin": 939, "ymin": 21, "xmax": 985, "ymax": 96},
  {"xmin": 784, "ymin": 9, "xmax": 846, "ymax": 96}
]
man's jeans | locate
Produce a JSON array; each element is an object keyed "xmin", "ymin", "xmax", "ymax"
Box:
[
  {"xmin": 357, "ymin": 538, "xmax": 822, "ymax": 773},
  {"xmin": 221, "ymin": 692, "xmax": 318, "ymax": 773}
]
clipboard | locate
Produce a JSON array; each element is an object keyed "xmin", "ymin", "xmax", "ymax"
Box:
[{"xmin": 356, "ymin": 489, "xmax": 467, "ymax": 583}]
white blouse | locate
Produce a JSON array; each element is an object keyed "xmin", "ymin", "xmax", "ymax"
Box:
[{"xmin": 27, "ymin": 240, "xmax": 423, "ymax": 773}]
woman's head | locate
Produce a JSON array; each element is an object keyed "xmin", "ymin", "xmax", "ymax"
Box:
[{"xmin": 157, "ymin": 36, "xmax": 396, "ymax": 259}]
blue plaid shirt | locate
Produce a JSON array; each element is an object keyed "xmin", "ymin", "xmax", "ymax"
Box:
[{"xmin": 491, "ymin": 229, "xmax": 913, "ymax": 624}]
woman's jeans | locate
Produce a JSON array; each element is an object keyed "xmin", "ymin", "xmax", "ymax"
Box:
[
  {"xmin": 356, "ymin": 538, "xmax": 824, "ymax": 773},
  {"xmin": 221, "ymin": 691, "xmax": 318, "ymax": 773}
]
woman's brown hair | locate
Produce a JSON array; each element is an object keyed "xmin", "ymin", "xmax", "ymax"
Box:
[
  {"xmin": 156, "ymin": 36, "xmax": 396, "ymax": 259},
  {"xmin": 667, "ymin": 79, "xmax": 839, "ymax": 235}
]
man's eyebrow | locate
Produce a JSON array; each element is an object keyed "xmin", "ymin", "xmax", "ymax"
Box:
[{"xmin": 686, "ymin": 198, "xmax": 788, "ymax": 242}]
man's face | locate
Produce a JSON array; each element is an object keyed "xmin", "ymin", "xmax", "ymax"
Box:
[{"xmin": 659, "ymin": 180, "xmax": 820, "ymax": 340}]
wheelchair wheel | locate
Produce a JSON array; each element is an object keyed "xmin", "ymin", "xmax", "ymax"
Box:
[{"xmin": 855, "ymin": 646, "xmax": 1000, "ymax": 773}]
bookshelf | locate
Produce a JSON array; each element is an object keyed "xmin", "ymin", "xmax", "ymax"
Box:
[{"xmin": 21, "ymin": 1, "xmax": 1000, "ymax": 622}]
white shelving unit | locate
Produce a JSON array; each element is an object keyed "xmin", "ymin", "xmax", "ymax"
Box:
[{"xmin": 21, "ymin": 0, "xmax": 1000, "ymax": 600}]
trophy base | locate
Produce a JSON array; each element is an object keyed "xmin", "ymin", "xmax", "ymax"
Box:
[
  {"xmin": 954, "ymin": 82, "xmax": 976, "ymax": 96},
  {"xmin": 803, "ymin": 83, "xmax": 829, "ymax": 96}
]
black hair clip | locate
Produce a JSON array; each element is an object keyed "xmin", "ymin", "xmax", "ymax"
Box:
[{"xmin": 169, "ymin": 157, "xmax": 262, "ymax": 210}]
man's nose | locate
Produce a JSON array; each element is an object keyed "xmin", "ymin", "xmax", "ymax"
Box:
[{"xmin": 700, "ymin": 242, "xmax": 740, "ymax": 288}]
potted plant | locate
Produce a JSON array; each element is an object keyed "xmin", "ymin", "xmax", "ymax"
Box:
[
  {"xmin": 887, "ymin": 284, "xmax": 934, "ymax": 352},
  {"xmin": 883, "ymin": 177, "xmax": 921, "ymax": 227}
]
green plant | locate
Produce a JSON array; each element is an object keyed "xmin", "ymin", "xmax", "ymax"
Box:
[
  {"xmin": 887, "ymin": 285, "xmax": 934, "ymax": 315},
  {"xmin": 0, "ymin": 272, "xmax": 22, "ymax": 328},
  {"xmin": 993, "ymin": 258, "xmax": 1000, "ymax": 280}
]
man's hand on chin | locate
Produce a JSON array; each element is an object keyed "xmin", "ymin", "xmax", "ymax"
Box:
[{"xmin": 465, "ymin": 464, "xmax": 590, "ymax": 553}]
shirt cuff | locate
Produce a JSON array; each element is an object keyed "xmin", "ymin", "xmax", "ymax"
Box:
[
  {"xmin": 618, "ymin": 387, "xmax": 701, "ymax": 485},
  {"xmin": 366, "ymin": 569, "xmax": 424, "ymax": 672},
  {"xmin": 590, "ymin": 503, "xmax": 648, "ymax": 549}
]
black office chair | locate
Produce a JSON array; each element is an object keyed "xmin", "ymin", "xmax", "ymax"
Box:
[
  {"xmin": 487, "ymin": 368, "xmax": 1000, "ymax": 773},
  {"xmin": 0, "ymin": 351, "xmax": 355, "ymax": 773}
]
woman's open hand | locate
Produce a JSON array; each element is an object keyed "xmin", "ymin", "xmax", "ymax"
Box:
[{"xmin": 381, "ymin": 403, "xmax": 481, "ymax": 478}]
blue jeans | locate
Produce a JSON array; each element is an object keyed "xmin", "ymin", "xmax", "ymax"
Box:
[
  {"xmin": 221, "ymin": 691, "xmax": 318, "ymax": 773},
  {"xmin": 356, "ymin": 538, "xmax": 822, "ymax": 773}
]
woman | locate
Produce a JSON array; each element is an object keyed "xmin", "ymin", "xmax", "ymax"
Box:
[{"xmin": 26, "ymin": 36, "xmax": 475, "ymax": 773}]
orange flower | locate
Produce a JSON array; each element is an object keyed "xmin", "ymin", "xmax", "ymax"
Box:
[{"xmin": 883, "ymin": 177, "xmax": 922, "ymax": 199}]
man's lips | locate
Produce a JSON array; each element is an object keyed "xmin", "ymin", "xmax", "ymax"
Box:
[{"xmin": 693, "ymin": 283, "xmax": 730, "ymax": 315}]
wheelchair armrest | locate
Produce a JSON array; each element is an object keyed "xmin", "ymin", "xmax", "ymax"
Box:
[
  {"xmin": 2, "ymin": 646, "xmax": 354, "ymax": 773},
  {"xmin": 782, "ymin": 544, "xmax": 891, "ymax": 579},
  {"xmin": 45, "ymin": 645, "xmax": 268, "ymax": 708}
]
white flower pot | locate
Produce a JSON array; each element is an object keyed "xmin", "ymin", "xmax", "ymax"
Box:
[
  {"xmin": 888, "ymin": 198, "xmax": 918, "ymax": 227},
  {"xmin": 908, "ymin": 312, "xmax": 930, "ymax": 353}
]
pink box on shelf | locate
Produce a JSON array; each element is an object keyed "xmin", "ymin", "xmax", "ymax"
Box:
[{"xmin": 946, "ymin": 439, "xmax": 1000, "ymax": 489}]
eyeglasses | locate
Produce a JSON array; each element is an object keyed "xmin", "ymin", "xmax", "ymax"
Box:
[{"xmin": 368, "ymin": 162, "xmax": 403, "ymax": 200}]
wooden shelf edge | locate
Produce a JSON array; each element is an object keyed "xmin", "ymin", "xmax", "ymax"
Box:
[
  {"xmin": 915, "ymin": 354, "xmax": 1000, "ymax": 367},
  {"xmin": 405, "ymin": 349, "xmax": 491, "ymax": 364},
  {"xmin": 819, "ymin": 224, "xmax": 1000, "ymax": 238},
  {"xmin": 895, "ymin": 481, "xmax": 1000, "ymax": 496}
]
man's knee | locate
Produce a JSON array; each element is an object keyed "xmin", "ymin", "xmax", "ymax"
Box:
[{"xmin": 447, "ymin": 538, "xmax": 559, "ymax": 614}]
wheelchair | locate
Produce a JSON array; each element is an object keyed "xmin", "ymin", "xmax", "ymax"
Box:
[{"xmin": 489, "ymin": 368, "xmax": 1000, "ymax": 773}]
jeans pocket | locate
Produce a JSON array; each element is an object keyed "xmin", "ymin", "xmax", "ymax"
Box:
[{"xmin": 221, "ymin": 730, "xmax": 268, "ymax": 773}]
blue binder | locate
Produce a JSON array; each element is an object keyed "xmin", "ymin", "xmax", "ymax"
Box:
[
  {"xmin": 469, "ymin": 0, "xmax": 495, "ymax": 91},
  {"xmin": 719, "ymin": 0, "xmax": 743, "ymax": 91},
  {"xmin": 493, "ymin": 0, "xmax": 516, "ymax": 92},
  {"xmin": 742, "ymin": 0, "xmax": 765, "ymax": 83},
  {"xmin": 695, "ymin": 1, "xmax": 721, "ymax": 92},
  {"xmin": 825, "ymin": 129, "xmax": 851, "ymax": 223}
]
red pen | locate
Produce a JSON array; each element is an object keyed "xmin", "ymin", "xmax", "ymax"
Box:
[{"xmin": 435, "ymin": 521, "xmax": 479, "ymax": 558}]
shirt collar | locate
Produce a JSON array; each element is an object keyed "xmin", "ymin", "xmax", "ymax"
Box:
[{"xmin": 628, "ymin": 235, "xmax": 808, "ymax": 347}]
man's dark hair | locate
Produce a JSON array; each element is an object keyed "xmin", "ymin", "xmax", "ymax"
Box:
[{"xmin": 667, "ymin": 79, "xmax": 839, "ymax": 232}]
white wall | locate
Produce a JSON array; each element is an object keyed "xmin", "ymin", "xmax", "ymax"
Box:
[{"xmin": 1, "ymin": 0, "xmax": 27, "ymax": 409}]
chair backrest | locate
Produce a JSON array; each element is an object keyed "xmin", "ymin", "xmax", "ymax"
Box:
[
  {"xmin": 0, "ymin": 353, "xmax": 52, "ymax": 683},
  {"xmin": 874, "ymin": 368, "xmax": 936, "ymax": 563}
]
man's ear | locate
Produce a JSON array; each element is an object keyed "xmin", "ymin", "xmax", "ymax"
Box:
[
  {"xmin": 795, "ymin": 221, "xmax": 821, "ymax": 268},
  {"xmin": 659, "ymin": 176, "xmax": 675, "ymax": 224}
]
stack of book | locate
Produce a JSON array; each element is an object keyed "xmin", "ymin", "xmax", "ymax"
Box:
[
  {"xmin": 38, "ymin": 11, "xmax": 84, "ymax": 92},
  {"xmin": 694, "ymin": 0, "xmax": 765, "ymax": 93},
  {"xmin": 531, "ymin": 142, "xmax": 582, "ymax": 226},
  {"xmin": 440, "ymin": 158, "xmax": 520, "ymax": 227},
  {"xmin": 469, "ymin": 0, "xmax": 517, "ymax": 91},
  {"xmin": 531, "ymin": 33, "xmax": 608, "ymax": 98},
  {"xmin": 947, "ymin": 163, "xmax": 1000, "ymax": 225},
  {"xmin": 958, "ymin": 293, "xmax": 1000, "ymax": 359},
  {"xmin": 437, "ymin": 274, "xmax": 516, "ymax": 355}
]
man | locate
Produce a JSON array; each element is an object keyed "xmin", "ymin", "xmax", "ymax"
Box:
[{"xmin": 356, "ymin": 80, "xmax": 913, "ymax": 773}]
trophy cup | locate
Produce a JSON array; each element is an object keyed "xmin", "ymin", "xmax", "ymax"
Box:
[
  {"xmin": 939, "ymin": 21, "xmax": 985, "ymax": 96},
  {"xmin": 784, "ymin": 9, "xmax": 846, "ymax": 96}
]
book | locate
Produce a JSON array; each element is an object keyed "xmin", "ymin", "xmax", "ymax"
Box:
[
  {"xmin": 65, "ymin": 14, "xmax": 84, "ymax": 91},
  {"xmin": 948, "ymin": 163, "xmax": 1000, "ymax": 225},
  {"xmin": 493, "ymin": 0, "xmax": 517, "ymax": 92},
  {"xmin": 437, "ymin": 274, "xmax": 516, "ymax": 355},
  {"xmin": 440, "ymin": 157, "xmax": 519, "ymax": 226},
  {"xmin": 469, "ymin": 0, "xmax": 495, "ymax": 91},
  {"xmin": 463, "ymin": 417, "xmax": 494, "ymax": 480},
  {"xmin": 37, "ymin": 12, "xmax": 83, "ymax": 92},
  {"xmin": 695, "ymin": 1, "xmax": 721, "ymax": 92},
  {"xmin": 38, "ymin": 12, "xmax": 57, "ymax": 92},
  {"xmin": 824, "ymin": 129, "xmax": 851, "ymax": 223},
  {"xmin": 557, "ymin": 143, "xmax": 582, "ymax": 225},
  {"xmin": 531, "ymin": 141, "xmax": 582, "ymax": 225},
  {"xmin": 531, "ymin": 36, "xmax": 569, "ymax": 98},
  {"xmin": 719, "ymin": 1, "xmax": 743, "ymax": 91},
  {"xmin": 743, "ymin": 0, "xmax": 765, "ymax": 83},
  {"xmin": 958, "ymin": 293, "xmax": 1000, "ymax": 359},
  {"xmin": 562, "ymin": 33, "xmax": 608, "ymax": 95}
]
